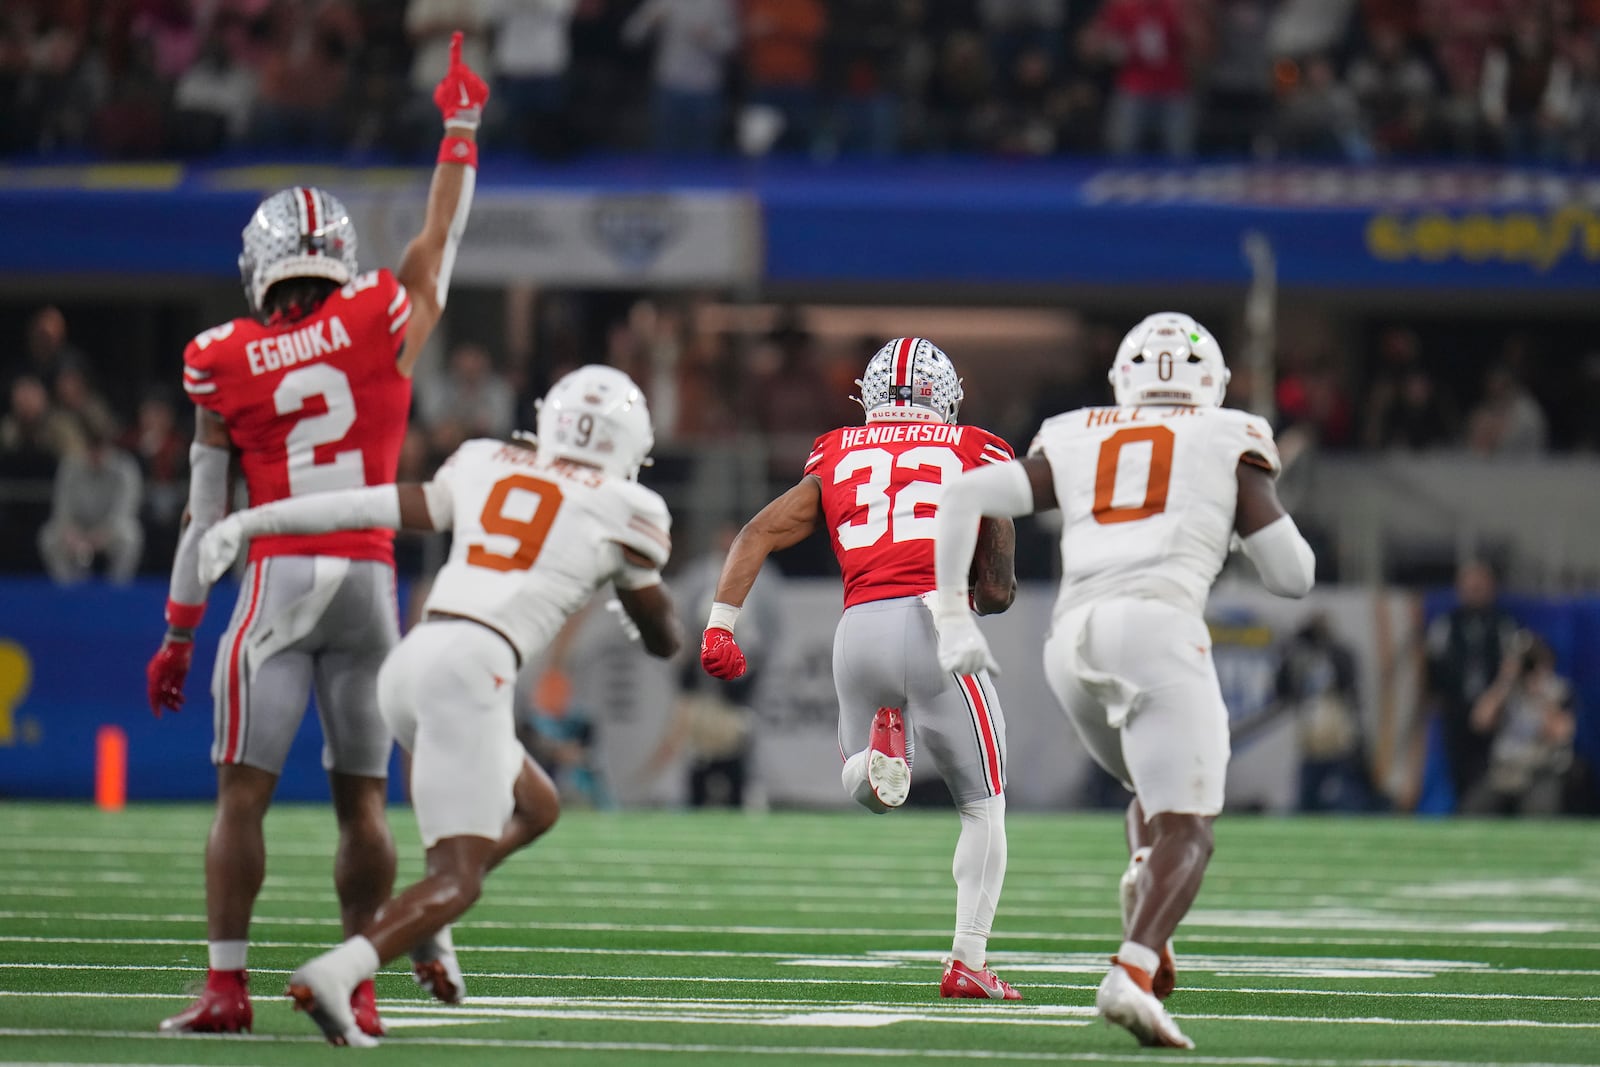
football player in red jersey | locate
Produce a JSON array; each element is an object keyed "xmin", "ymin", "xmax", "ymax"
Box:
[
  {"xmin": 144, "ymin": 32, "xmax": 488, "ymax": 1037},
  {"xmin": 702, "ymin": 337, "xmax": 1024, "ymax": 1000}
]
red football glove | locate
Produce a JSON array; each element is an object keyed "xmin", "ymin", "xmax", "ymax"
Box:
[
  {"xmin": 433, "ymin": 31, "xmax": 489, "ymax": 131},
  {"xmin": 700, "ymin": 628, "xmax": 747, "ymax": 681},
  {"xmin": 146, "ymin": 637, "xmax": 194, "ymax": 718}
]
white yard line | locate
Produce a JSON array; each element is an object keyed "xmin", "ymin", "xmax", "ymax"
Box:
[
  {"xmin": 0, "ymin": 1028, "xmax": 1596, "ymax": 1066},
  {"xmin": 3, "ymin": 910, "xmax": 1597, "ymax": 951}
]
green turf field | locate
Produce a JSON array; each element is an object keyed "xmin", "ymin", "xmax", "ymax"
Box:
[{"xmin": 0, "ymin": 803, "xmax": 1596, "ymax": 1066}]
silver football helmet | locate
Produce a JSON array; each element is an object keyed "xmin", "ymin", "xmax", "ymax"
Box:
[
  {"xmin": 238, "ymin": 186, "xmax": 359, "ymax": 313},
  {"xmin": 854, "ymin": 337, "xmax": 963, "ymax": 424},
  {"xmin": 535, "ymin": 365, "xmax": 655, "ymax": 480},
  {"xmin": 1109, "ymin": 312, "xmax": 1230, "ymax": 407}
]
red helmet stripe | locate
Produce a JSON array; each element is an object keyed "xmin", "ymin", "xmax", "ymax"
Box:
[
  {"xmin": 300, "ymin": 187, "xmax": 320, "ymax": 240},
  {"xmin": 893, "ymin": 337, "xmax": 915, "ymax": 405}
]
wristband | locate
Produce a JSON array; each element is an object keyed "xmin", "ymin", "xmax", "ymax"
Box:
[
  {"xmin": 166, "ymin": 599, "xmax": 206, "ymax": 631},
  {"xmin": 706, "ymin": 601, "xmax": 741, "ymax": 634},
  {"xmin": 438, "ymin": 135, "xmax": 478, "ymax": 168}
]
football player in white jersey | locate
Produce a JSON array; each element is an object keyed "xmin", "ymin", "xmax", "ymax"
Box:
[
  {"xmin": 197, "ymin": 365, "xmax": 682, "ymax": 1046},
  {"xmin": 928, "ymin": 314, "xmax": 1315, "ymax": 1049}
]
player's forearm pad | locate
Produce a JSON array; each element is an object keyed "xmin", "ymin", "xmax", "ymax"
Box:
[
  {"xmin": 167, "ymin": 442, "xmax": 232, "ymax": 613},
  {"xmin": 239, "ymin": 485, "xmax": 402, "ymax": 538},
  {"xmin": 1241, "ymin": 515, "xmax": 1316, "ymax": 598},
  {"xmin": 932, "ymin": 461, "xmax": 1034, "ymax": 608}
]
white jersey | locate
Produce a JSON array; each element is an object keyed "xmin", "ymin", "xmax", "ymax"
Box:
[
  {"xmin": 1028, "ymin": 405, "xmax": 1280, "ymax": 620},
  {"xmin": 421, "ymin": 438, "xmax": 672, "ymax": 663}
]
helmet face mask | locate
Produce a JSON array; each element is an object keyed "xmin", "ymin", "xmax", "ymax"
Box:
[
  {"xmin": 239, "ymin": 187, "xmax": 359, "ymax": 314},
  {"xmin": 534, "ymin": 365, "xmax": 655, "ymax": 480},
  {"xmin": 1109, "ymin": 312, "xmax": 1230, "ymax": 408},
  {"xmin": 854, "ymin": 337, "xmax": 964, "ymax": 425}
]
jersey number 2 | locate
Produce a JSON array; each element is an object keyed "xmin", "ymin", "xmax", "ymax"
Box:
[
  {"xmin": 468, "ymin": 474, "xmax": 564, "ymax": 572},
  {"xmin": 275, "ymin": 364, "xmax": 363, "ymax": 496},
  {"xmin": 1093, "ymin": 425, "xmax": 1174, "ymax": 525}
]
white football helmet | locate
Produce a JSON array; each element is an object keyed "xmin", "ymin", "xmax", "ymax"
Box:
[
  {"xmin": 854, "ymin": 337, "xmax": 963, "ymax": 424},
  {"xmin": 239, "ymin": 186, "xmax": 359, "ymax": 313},
  {"xmin": 1109, "ymin": 312, "xmax": 1230, "ymax": 407},
  {"xmin": 535, "ymin": 365, "xmax": 655, "ymax": 480}
]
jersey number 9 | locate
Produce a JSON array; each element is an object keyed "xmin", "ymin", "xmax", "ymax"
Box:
[{"xmin": 467, "ymin": 474, "xmax": 564, "ymax": 572}]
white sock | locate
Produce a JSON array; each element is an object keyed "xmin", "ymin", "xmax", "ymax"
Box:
[
  {"xmin": 208, "ymin": 940, "xmax": 247, "ymax": 972},
  {"xmin": 319, "ymin": 935, "xmax": 381, "ymax": 989},
  {"xmin": 411, "ymin": 924, "xmax": 455, "ymax": 963},
  {"xmin": 950, "ymin": 793, "xmax": 1007, "ymax": 968},
  {"xmin": 841, "ymin": 750, "xmax": 890, "ymax": 814},
  {"xmin": 1117, "ymin": 939, "xmax": 1160, "ymax": 976}
]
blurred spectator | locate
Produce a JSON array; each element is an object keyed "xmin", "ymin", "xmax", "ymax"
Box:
[
  {"xmin": 486, "ymin": 0, "xmax": 578, "ymax": 156},
  {"xmin": 821, "ymin": 0, "xmax": 914, "ymax": 158},
  {"xmin": 1203, "ymin": 0, "xmax": 1274, "ymax": 154},
  {"xmin": 994, "ymin": 46, "xmax": 1063, "ymax": 156},
  {"xmin": 1462, "ymin": 632, "xmax": 1576, "ymax": 815},
  {"xmin": 418, "ymin": 342, "xmax": 518, "ymax": 441},
  {"xmin": 924, "ymin": 30, "xmax": 998, "ymax": 152},
  {"xmin": 1236, "ymin": 614, "xmax": 1376, "ymax": 812},
  {"xmin": 980, "ymin": 0, "xmax": 1067, "ymax": 71},
  {"xmin": 741, "ymin": 0, "xmax": 828, "ymax": 155},
  {"xmin": 1083, "ymin": 0, "xmax": 1206, "ymax": 158},
  {"xmin": 37, "ymin": 420, "xmax": 143, "ymax": 585},
  {"xmin": 1367, "ymin": 366, "xmax": 1457, "ymax": 450},
  {"xmin": 171, "ymin": 30, "xmax": 258, "ymax": 152},
  {"xmin": 663, "ymin": 520, "xmax": 785, "ymax": 808},
  {"xmin": 23, "ymin": 306, "xmax": 87, "ymax": 390},
  {"xmin": 1347, "ymin": 21, "xmax": 1434, "ymax": 155},
  {"xmin": 1275, "ymin": 349, "xmax": 1354, "ymax": 448},
  {"xmin": 1272, "ymin": 54, "xmax": 1371, "ymax": 159},
  {"xmin": 253, "ymin": 0, "xmax": 361, "ymax": 149},
  {"xmin": 1479, "ymin": 12, "xmax": 1571, "ymax": 161},
  {"xmin": 743, "ymin": 314, "xmax": 843, "ymax": 455},
  {"xmin": 1466, "ymin": 363, "xmax": 1548, "ymax": 456},
  {"xmin": 0, "ymin": 375, "xmax": 81, "ymax": 476},
  {"xmin": 122, "ymin": 392, "xmax": 187, "ymax": 530},
  {"xmin": 1563, "ymin": 34, "xmax": 1600, "ymax": 162},
  {"xmin": 623, "ymin": 0, "xmax": 739, "ymax": 155},
  {"xmin": 1425, "ymin": 43, "xmax": 1488, "ymax": 156},
  {"xmin": 53, "ymin": 366, "xmax": 117, "ymax": 440},
  {"xmin": 1425, "ymin": 558, "xmax": 1519, "ymax": 807}
]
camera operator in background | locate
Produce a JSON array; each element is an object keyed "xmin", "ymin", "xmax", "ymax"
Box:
[{"xmin": 1461, "ymin": 632, "xmax": 1577, "ymax": 816}]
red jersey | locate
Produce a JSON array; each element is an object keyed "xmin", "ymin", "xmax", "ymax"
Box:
[
  {"xmin": 182, "ymin": 268, "xmax": 413, "ymax": 564},
  {"xmin": 805, "ymin": 421, "xmax": 1014, "ymax": 609}
]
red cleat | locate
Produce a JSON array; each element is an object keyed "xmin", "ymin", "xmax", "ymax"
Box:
[
  {"xmin": 158, "ymin": 968, "xmax": 253, "ymax": 1033},
  {"xmin": 350, "ymin": 978, "xmax": 385, "ymax": 1037},
  {"xmin": 940, "ymin": 959, "xmax": 1022, "ymax": 1001},
  {"xmin": 866, "ymin": 707, "xmax": 910, "ymax": 808}
]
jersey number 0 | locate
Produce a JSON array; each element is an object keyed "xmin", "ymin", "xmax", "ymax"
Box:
[{"xmin": 1093, "ymin": 425, "xmax": 1174, "ymax": 525}]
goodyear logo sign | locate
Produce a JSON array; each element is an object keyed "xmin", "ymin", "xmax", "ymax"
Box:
[{"xmin": 1367, "ymin": 206, "xmax": 1600, "ymax": 273}]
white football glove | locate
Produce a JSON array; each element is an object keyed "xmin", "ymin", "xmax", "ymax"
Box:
[
  {"xmin": 198, "ymin": 515, "xmax": 245, "ymax": 586},
  {"xmin": 605, "ymin": 598, "xmax": 641, "ymax": 643},
  {"xmin": 927, "ymin": 593, "xmax": 999, "ymax": 676}
]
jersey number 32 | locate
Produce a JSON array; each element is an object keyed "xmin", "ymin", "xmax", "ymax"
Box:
[{"xmin": 834, "ymin": 445, "xmax": 964, "ymax": 550}]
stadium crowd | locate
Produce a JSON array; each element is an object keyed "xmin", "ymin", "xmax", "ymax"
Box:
[{"xmin": 5, "ymin": 0, "xmax": 1600, "ymax": 163}]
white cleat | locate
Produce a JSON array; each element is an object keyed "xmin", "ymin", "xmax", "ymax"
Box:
[
  {"xmin": 1096, "ymin": 963, "xmax": 1194, "ymax": 1049},
  {"xmin": 1119, "ymin": 846, "xmax": 1176, "ymax": 1000},
  {"xmin": 411, "ymin": 939, "xmax": 467, "ymax": 1005},
  {"xmin": 866, "ymin": 750, "xmax": 911, "ymax": 809},
  {"xmin": 865, "ymin": 707, "xmax": 910, "ymax": 809},
  {"xmin": 285, "ymin": 958, "xmax": 377, "ymax": 1048}
]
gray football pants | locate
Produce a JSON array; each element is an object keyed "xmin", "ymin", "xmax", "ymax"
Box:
[
  {"xmin": 832, "ymin": 596, "xmax": 1007, "ymax": 805},
  {"xmin": 210, "ymin": 555, "xmax": 397, "ymax": 778}
]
